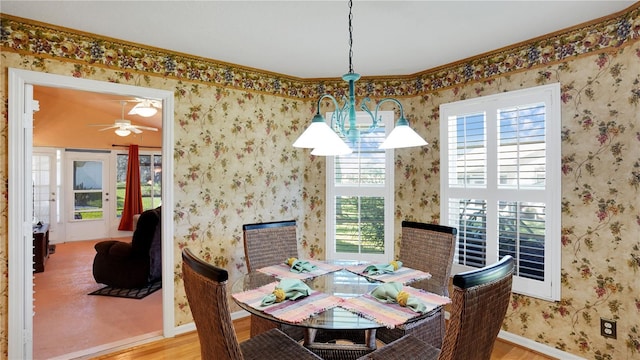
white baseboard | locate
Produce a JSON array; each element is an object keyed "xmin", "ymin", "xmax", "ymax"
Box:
[
  {"xmin": 173, "ymin": 310, "xmax": 250, "ymax": 336},
  {"xmin": 498, "ymin": 330, "xmax": 586, "ymax": 360},
  {"xmin": 232, "ymin": 309, "xmax": 250, "ymax": 320},
  {"xmin": 173, "ymin": 322, "xmax": 196, "ymax": 335}
]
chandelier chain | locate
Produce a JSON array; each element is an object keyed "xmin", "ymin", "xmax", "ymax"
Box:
[{"xmin": 348, "ymin": 0, "xmax": 354, "ymax": 74}]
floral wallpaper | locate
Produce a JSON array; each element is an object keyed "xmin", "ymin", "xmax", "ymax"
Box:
[{"xmin": 1, "ymin": 3, "xmax": 639, "ymax": 359}]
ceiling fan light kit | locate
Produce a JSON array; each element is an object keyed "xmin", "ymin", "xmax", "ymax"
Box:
[
  {"xmin": 128, "ymin": 101, "xmax": 158, "ymax": 117},
  {"xmin": 115, "ymin": 128, "xmax": 132, "ymax": 137}
]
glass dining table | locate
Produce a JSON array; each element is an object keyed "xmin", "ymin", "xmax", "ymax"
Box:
[{"xmin": 231, "ymin": 260, "xmax": 447, "ymax": 359}]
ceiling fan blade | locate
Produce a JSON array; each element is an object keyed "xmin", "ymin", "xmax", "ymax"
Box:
[
  {"xmin": 132, "ymin": 125, "xmax": 159, "ymax": 132},
  {"xmin": 97, "ymin": 126, "xmax": 119, "ymax": 131},
  {"xmin": 129, "ymin": 127, "xmax": 143, "ymax": 134}
]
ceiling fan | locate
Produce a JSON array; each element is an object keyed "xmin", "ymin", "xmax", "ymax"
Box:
[
  {"xmin": 90, "ymin": 101, "xmax": 159, "ymax": 137},
  {"xmin": 127, "ymin": 98, "xmax": 162, "ymax": 117}
]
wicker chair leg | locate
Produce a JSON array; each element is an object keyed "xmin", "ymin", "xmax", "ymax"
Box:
[
  {"xmin": 376, "ymin": 307, "xmax": 445, "ymax": 348},
  {"xmin": 250, "ymin": 315, "xmax": 305, "ymax": 341},
  {"xmin": 250, "ymin": 315, "xmax": 278, "ymax": 337}
]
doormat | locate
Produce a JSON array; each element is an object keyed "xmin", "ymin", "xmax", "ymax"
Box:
[{"xmin": 88, "ymin": 280, "xmax": 161, "ymax": 300}]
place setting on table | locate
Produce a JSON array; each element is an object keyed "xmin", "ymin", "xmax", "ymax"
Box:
[{"xmin": 231, "ymin": 257, "xmax": 451, "ymax": 330}]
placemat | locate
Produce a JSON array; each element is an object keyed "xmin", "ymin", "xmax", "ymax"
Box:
[
  {"xmin": 257, "ymin": 260, "xmax": 343, "ymax": 280},
  {"xmin": 232, "ymin": 281, "xmax": 344, "ymax": 323},
  {"xmin": 338, "ymin": 286, "xmax": 450, "ymax": 328},
  {"xmin": 345, "ymin": 263, "xmax": 432, "ymax": 285}
]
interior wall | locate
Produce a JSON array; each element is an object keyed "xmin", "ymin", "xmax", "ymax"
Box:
[{"xmin": 1, "ymin": 5, "xmax": 639, "ymax": 359}]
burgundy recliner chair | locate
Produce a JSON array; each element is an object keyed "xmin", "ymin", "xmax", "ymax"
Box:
[{"xmin": 92, "ymin": 206, "xmax": 162, "ymax": 288}]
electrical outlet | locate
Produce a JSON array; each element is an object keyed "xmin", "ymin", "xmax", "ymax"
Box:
[{"xmin": 600, "ymin": 318, "xmax": 617, "ymax": 339}]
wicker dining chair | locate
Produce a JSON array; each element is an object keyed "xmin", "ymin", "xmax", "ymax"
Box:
[
  {"xmin": 242, "ymin": 220, "xmax": 305, "ymax": 340},
  {"xmin": 181, "ymin": 248, "xmax": 322, "ymax": 360},
  {"xmin": 358, "ymin": 255, "xmax": 515, "ymax": 360},
  {"xmin": 243, "ymin": 220, "xmax": 299, "ymax": 272},
  {"xmin": 377, "ymin": 221, "xmax": 457, "ymax": 347}
]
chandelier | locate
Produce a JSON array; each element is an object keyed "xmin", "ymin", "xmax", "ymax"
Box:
[{"xmin": 293, "ymin": 0, "xmax": 428, "ymax": 156}]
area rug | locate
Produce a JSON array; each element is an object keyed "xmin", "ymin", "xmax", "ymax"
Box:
[{"xmin": 88, "ymin": 280, "xmax": 161, "ymax": 299}]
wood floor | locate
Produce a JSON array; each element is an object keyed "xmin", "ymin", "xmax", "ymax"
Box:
[{"xmin": 95, "ymin": 316, "xmax": 555, "ymax": 360}]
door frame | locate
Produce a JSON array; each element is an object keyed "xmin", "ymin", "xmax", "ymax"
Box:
[{"xmin": 8, "ymin": 68, "xmax": 175, "ymax": 359}]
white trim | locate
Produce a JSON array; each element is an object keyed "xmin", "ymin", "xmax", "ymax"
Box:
[
  {"xmin": 8, "ymin": 68, "xmax": 175, "ymax": 359},
  {"xmin": 498, "ymin": 330, "xmax": 586, "ymax": 360},
  {"xmin": 440, "ymin": 83, "xmax": 561, "ymax": 301},
  {"xmin": 172, "ymin": 310, "xmax": 249, "ymax": 337}
]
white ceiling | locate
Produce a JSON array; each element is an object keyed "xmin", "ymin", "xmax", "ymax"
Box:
[{"xmin": 2, "ymin": 1, "xmax": 636, "ymax": 78}]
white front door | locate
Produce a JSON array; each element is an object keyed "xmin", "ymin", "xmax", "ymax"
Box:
[{"xmin": 65, "ymin": 151, "xmax": 112, "ymax": 241}]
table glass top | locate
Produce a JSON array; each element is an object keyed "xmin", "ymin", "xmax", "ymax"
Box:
[{"xmin": 232, "ymin": 266, "xmax": 384, "ymax": 330}]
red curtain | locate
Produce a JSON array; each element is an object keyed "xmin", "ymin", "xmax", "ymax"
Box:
[{"xmin": 118, "ymin": 145, "xmax": 144, "ymax": 231}]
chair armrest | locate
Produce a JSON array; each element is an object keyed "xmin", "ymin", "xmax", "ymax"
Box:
[{"xmin": 94, "ymin": 240, "xmax": 133, "ymax": 257}]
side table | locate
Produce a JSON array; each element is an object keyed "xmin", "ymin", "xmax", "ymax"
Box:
[{"xmin": 33, "ymin": 224, "xmax": 49, "ymax": 273}]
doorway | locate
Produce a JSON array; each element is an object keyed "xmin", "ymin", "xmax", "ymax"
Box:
[{"xmin": 8, "ymin": 68, "xmax": 175, "ymax": 359}]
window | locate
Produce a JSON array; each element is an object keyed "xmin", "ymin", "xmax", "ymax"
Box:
[
  {"xmin": 326, "ymin": 111, "xmax": 394, "ymax": 262},
  {"xmin": 72, "ymin": 160, "xmax": 104, "ymax": 220},
  {"xmin": 116, "ymin": 152, "xmax": 162, "ymax": 216},
  {"xmin": 440, "ymin": 83, "xmax": 561, "ymax": 301}
]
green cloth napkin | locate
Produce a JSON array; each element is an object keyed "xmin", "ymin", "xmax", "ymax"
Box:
[
  {"xmin": 370, "ymin": 282, "xmax": 426, "ymax": 313},
  {"xmin": 287, "ymin": 259, "xmax": 318, "ymax": 273},
  {"xmin": 363, "ymin": 260, "xmax": 403, "ymax": 275},
  {"xmin": 260, "ymin": 278, "xmax": 312, "ymax": 306}
]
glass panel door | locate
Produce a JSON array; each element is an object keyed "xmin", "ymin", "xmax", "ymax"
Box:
[{"xmin": 66, "ymin": 151, "xmax": 110, "ymax": 241}]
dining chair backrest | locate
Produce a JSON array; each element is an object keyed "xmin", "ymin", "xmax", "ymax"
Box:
[
  {"xmin": 241, "ymin": 220, "xmax": 307, "ymax": 340},
  {"xmin": 243, "ymin": 220, "xmax": 298, "ymax": 272},
  {"xmin": 182, "ymin": 248, "xmax": 243, "ymax": 360},
  {"xmin": 399, "ymin": 221, "xmax": 457, "ymax": 297},
  {"xmin": 438, "ymin": 255, "xmax": 514, "ymax": 360}
]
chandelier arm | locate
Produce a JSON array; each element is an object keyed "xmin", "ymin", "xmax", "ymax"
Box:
[
  {"xmin": 359, "ymin": 97, "xmax": 380, "ymax": 132},
  {"xmin": 373, "ymin": 98, "xmax": 410, "ymax": 126},
  {"xmin": 316, "ymin": 93, "xmax": 348, "ymax": 135}
]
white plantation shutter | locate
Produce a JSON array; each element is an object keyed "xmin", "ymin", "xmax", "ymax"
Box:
[
  {"xmin": 327, "ymin": 112, "xmax": 394, "ymax": 262},
  {"xmin": 498, "ymin": 103, "xmax": 547, "ymax": 189},
  {"xmin": 441, "ymin": 83, "xmax": 561, "ymax": 301}
]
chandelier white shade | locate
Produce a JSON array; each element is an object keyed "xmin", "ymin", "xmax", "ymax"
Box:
[
  {"xmin": 380, "ymin": 117, "xmax": 429, "ymax": 149},
  {"xmin": 292, "ymin": 114, "xmax": 353, "ymax": 155}
]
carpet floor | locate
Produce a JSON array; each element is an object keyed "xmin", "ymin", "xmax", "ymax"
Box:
[{"xmin": 33, "ymin": 239, "xmax": 162, "ymax": 360}]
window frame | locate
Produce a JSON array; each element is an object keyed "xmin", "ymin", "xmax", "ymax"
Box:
[
  {"xmin": 326, "ymin": 111, "xmax": 395, "ymax": 263},
  {"xmin": 440, "ymin": 83, "xmax": 561, "ymax": 301},
  {"xmin": 115, "ymin": 149, "xmax": 163, "ymax": 217}
]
